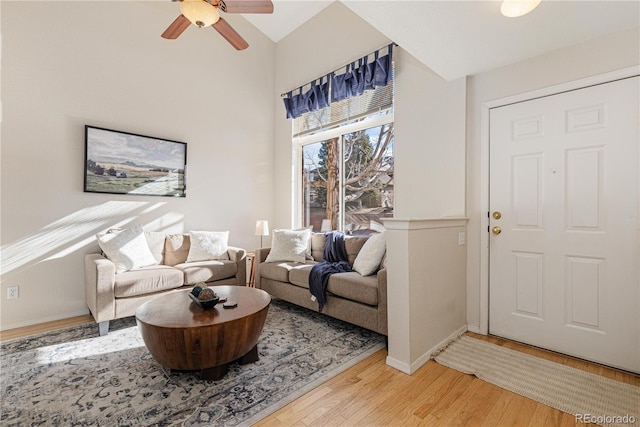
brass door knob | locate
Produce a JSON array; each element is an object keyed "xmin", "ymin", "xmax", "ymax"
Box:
[
  {"xmin": 492, "ymin": 211, "xmax": 502, "ymax": 220},
  {"xmin": 492, "ymin": 226, "xmax": 502, "ymax": 235}
]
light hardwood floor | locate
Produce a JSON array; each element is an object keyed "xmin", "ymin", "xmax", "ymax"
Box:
[
  {"xmin": 2, "ymin": 319, "xmax": 638, "ymax": 426},
  {"xmin": 255, "ymin": 332, "xmax": 639, "ymax": 427},
  {"xmin": 0, "ymin": 314, "xmax": 94, "ymax": 341}
]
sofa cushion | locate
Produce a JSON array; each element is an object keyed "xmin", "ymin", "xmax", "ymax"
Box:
[
  {"xmin": 265, "ymin": 229, "xmax": 312, "ymax": 263},
  {"xmin": 284, "ymin": 261, "xmax": 378, "ymax": 305},
  {"xmin": 299, "ymin": 226, "xmax": 314, "ymax": 260},
  {"xmin": 310, "ymin": 233, "xmax": 326, "ymax": 261},
  {"xmin": 288, "ymin": 263, "xmax": 317, "ymax": 288},
  {"xmin": 164, "ymin": 234, "xmax": 190, "ymax": 266},
  {"xmin": 260, "ymin": 261, "xmax": 311, "ymax": 283},
  {"xmin": 114, "ymin": 265, "xmax": 183, "ymax": 298},
  {"xmin": 353, "ymin": 231, "xmax": 386, "ymax": 276},
  {"xmin": 97, "ymin": 226, "xmax": 158, "ymax": 273},
  {"xmin": 327, "ymin": 272, "xmax": 378, "ymax": 306},
  {"xmin": 345, "ymin": 236, "xmax": 369, "ymax": 265},
  {"xmin": 186, "ymin": 231, "xmax": 230, "ymax": 262},
  {"xmin": 175, "ymin": 260, "xmax": 237, "ymax": 285},
  {"xmin": 310, "ymin": 234, "xmax": 368, "ymax": 264}
]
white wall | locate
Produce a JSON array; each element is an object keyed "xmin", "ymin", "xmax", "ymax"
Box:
[
  {"xmin": 465, "ymin": 26, "xmax": 640, "ymax": 332},
  {"xmin": 0, "ymin": 1, "xmax": 275, "ymax": 329},
  {"xmin": 394, "ymin": 51, "xmax": 466, "ymax": 218}
]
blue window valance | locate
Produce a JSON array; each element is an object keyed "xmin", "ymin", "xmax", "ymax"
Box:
[
  {"xmin": 282, "ymin": 43, "xmax": 394, "ymax": 119},
  {"xmin": 283, "ymin": 75, "xmax": 330, "ymax": 119}
]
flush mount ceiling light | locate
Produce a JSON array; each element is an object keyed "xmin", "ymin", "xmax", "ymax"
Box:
[
  {"xmin": 180, "ymin": 0, "xmax": 220, "ymax": 28},
  {"xmin": 501, "ymin": 0, "xmax": 542, "ymax": 17}
]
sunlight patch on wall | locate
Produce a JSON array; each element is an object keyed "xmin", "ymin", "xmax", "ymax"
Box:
[
  {"xmin": 144, "ymin": 211, "xmax": 185, "ymax": 234},
  {"xmin": 1, "ymin": 201, "xmax": 153, "ymax": 276}
]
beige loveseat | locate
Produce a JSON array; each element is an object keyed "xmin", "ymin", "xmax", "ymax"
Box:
[
  {"xmin": 85, "ymin": 230, "xmax": 246, "ymax": 336},
  {"xmin": 254, "ymin": 232, "xmax": 387, "ymax": 335}
]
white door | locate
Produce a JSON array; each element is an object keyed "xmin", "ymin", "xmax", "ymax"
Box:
[{"xmin": 489, "ymin": 76, "xmax": 639, "ymax": 373}]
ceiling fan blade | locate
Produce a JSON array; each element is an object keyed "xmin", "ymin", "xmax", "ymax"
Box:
[
  {"xmin": 219, "ymin": 0, "xmax": 274, "ymax": 14},
  {"xmin": 212, "ymin": 18, "xmax": 249, "ymax": 50},
  {"xmin": 161, "ymin": 14, "xmax": 191, "ymax": 39}
]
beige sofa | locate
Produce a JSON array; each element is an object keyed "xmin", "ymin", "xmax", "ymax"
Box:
[
  {"xmin": 254, "ymin": 232, "xmax": 387, "ymax": 335},
  {"xmin": 85, "ymin": 231, "xmax": 246, "ymax": 335}
]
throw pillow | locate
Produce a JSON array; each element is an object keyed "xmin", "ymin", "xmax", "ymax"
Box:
[
  {"xmin": 96, "ymin": 225, "xmax": 159, "ymax": 273},
  {"xmin": 186, "ymin": 231, "xmax": 230, "ymax": 262},
  {"xmin": 265, "ymin": 228, "xmax": 312, "ymax": 263},
  {"xmin": 344, "ymin": 235, "xmax": 369, "ymax": 265},
  {"xmin": 145, "ymin": 231, "xmax": 167, "ymax": 264},
  {"xmin": 164, "ymin": 234, "xmax": 190, "ymax": 266},
  {"xmin": 296, "ymin": 225, "xmax": 314, "ymax": 260},
  {"xmin": 353, "ymin": 231, "xmax": 386, "ymax": 276}
]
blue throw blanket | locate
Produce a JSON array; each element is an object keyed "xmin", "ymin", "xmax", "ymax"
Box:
[{"xmin": 309, "ymin": 231, "xmax": 352, "ymax": 312}]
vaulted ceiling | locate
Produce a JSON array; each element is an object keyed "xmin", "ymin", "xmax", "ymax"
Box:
[{"xmin": 243, "ymin": 0, "xmax": 639, "ymax": 81}]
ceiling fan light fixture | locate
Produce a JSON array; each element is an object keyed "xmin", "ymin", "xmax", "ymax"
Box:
[
  {"xmin": 501, "ymin": 0, "xmax": 541, "ymax": 17},
  {"xmin": 180, "ymin": 0, "xmax": 220, "ymax": 28}
]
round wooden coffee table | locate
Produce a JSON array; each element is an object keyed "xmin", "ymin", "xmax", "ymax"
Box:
[{"xmin": 135, "ymin": 285, "xmax": 271, "ymax": 380}]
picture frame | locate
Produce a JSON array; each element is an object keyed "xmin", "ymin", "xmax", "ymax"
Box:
[{"xmin": 84, "ymin": 125, "xmax": 187, "ymax": 197}]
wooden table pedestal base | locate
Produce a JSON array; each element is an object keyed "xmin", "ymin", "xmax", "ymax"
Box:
[{"xmin": 199, "ymin": 344, "xmax": 260, "ymax": 380}]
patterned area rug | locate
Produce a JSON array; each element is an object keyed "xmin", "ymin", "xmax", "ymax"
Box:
[
  {"xmin": 1, "ymin": 299, "xmax": 385, "ymax": 426},
  {"xmin": 434, "ymin": 335, "xmax": 640, "ymax": 427}
]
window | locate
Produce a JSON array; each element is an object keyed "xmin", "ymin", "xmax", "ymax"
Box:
[{"xmin": 297, "ymin": 111, "xmax": 394, "ymax": 234}]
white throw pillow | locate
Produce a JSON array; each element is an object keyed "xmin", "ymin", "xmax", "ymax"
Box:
[
  {"xmin": 186, "ymin": 231, "xmax": 230, "ymax": 262},
  {"xmin": 295, "ymin": 225, "xmax": 314, "ymax": 259},
  {"xmin": 353, "ymin": 231, "xmax": 386, "ymax": 276},
  {"xmin": 145, "ymin": 231, "xmax": 167, "ymax": 264},
  {"xmin": 96, "ymin": 226, "xmax": 159, "ymax": 273},
  {"xmin": 265, "ymin": 228, "xmax": 312, "ymax": 263}
]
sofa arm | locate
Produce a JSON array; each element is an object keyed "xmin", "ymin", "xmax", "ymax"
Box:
[
  {"xmin": 227, "ymin": 246, "xmax": 246, "ymax": 262},
  {"xmin": 84, "ymin": 253, "xmax": 116, "ymax": 323},
  {"xmin": 376, "ymin": 267, "xmax": 388, "ymax": 335},
  {"xmin": 253, "ymin": 248, "xmax": 271, "ymax": 289},
  {"xmin": 227, "ymin": 246, "xmax": 247, "ymax": 286}
]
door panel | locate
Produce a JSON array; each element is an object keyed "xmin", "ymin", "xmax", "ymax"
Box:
[{"xmin": 489, "ymin": 76, "xmax": 639, "ymax": 373}]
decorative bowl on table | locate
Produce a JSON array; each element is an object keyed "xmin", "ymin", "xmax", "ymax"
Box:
[{"xmin": 189, "ymin": 284, "xmax": 220, "ymax": 309}]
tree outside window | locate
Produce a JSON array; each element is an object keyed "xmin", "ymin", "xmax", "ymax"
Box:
[{"xmin": 302, "ymin": 121, "xmax": 394, "ymax": 234}]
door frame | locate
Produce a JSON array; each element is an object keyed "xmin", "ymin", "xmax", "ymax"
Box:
[{"xmin": 478, "ymin": 66, "xmax": 640, "ymax": 335}]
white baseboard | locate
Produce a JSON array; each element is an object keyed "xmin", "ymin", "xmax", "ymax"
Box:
[
  {"xmin": 0, "ymin": 308, "xmax": 91, "ymax": 332},
  {"xmin": 385, "ymin": 324, "xmax": 468, "ymax": 375},
  {"xmin": 385, "ymin": 355, "xmax": 412, "ymax": 374}
]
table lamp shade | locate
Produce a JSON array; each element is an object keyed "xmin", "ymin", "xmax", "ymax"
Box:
[
  {"xmin": 255, "ymin": 220, "xmax": 269, "ymax": 248},
  {"xmin": 255, "ymin": 220, "xmax": 269, "ymax": 236}
]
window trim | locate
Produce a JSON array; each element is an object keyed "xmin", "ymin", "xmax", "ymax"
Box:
[{"xmin": 296, "ymin": 110, "xmax": 394, "ymax": 146}]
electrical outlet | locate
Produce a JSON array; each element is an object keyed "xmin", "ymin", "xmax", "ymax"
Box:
[
  {"xmin": 7, "ymin": 286, "xmax": 19, "ymax": 299},
  {"xmin": 458, "ymin": 232, "xmax": 466, "ymax": 246}
]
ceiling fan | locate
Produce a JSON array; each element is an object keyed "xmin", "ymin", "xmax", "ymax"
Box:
[{"xmin": 161, "ymin": 0, "xmax": 274, "ymax": 50}]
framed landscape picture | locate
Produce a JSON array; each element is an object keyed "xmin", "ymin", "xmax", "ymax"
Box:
[{"xmin": 84, "ymin": 126, "xmax": 187, "ymax": 197}]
